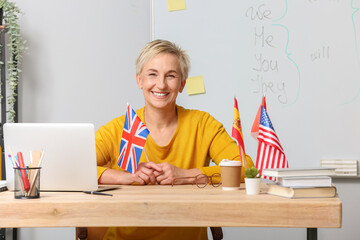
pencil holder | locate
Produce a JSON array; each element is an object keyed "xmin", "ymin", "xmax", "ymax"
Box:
[{"xmin": 14, "ymin": 167, "xmax": 41, "ymax": 199}]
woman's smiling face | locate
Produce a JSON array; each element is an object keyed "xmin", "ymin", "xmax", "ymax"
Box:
[{"xmin": 136, "ymin": 53, "xmax": 186, "ymax": 110}]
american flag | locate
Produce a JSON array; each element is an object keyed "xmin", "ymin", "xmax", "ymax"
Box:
[
  {"xmin": 256, "ymin": 106, "xmax": 288, "ymax": 180},
  {"xmin": 231, "ymin": 97, "xmax": 246, "ymax": 166},
  {"xmin": 117, "ymin": 104, "xmax": 150, "ymax": 173}
]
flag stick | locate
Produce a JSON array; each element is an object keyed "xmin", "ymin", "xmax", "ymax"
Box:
[
  {"xmin": 241, "ymin": 149, "xmax": 247, "ymax": 169},
  {"xmin": 143, "ymin": 148, "xmax": 150, "ymax": 162}
]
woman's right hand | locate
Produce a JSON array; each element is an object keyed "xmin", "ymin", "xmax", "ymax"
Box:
[{"xmin": 98, "ymin": 162, "xmax": 163, "ymax": 185}]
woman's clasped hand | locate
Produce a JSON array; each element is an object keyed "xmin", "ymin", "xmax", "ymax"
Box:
[{"xmin": 131, "ymin": 162, "xmax": 199, "ymax": 185}]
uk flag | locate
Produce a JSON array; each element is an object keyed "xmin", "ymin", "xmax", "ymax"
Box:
[{"xmin": 117, "ymin": 104, "xmax": 150, "ymax": 173}]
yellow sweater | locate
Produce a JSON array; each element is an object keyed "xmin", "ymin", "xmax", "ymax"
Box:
[{"xmin": 95, "ymin": 105, "xmax": 254, "ymax": 240}]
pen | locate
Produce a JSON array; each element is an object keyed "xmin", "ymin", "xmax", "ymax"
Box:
[
  {"xmin": 17, "ymin": 152, "xmax": 30, "ymax": 192},
  {"xmin": 83, "ymin": 191, "xmax": 113, "ymax": 196},
  {"xmin": 8, "ymin": 154, "xmax": 19, "ymax": 168}
]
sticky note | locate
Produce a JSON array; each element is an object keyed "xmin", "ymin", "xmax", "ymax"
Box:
[
  {"xmin": 167, "ymin": 0, "xmax": 186, "ymax": 12},
  {"xmin": 186, "ymin": 76, "xmax": 206, "ymax": 95}
]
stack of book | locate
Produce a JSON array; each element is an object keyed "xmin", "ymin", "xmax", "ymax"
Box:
[
  {"xmin": 263, "ymin": 168, "xmax": 337, "ymax": 198},
  {"xmin": 321, "ymin": 159, "xmax": 358, "ymax": 176}
]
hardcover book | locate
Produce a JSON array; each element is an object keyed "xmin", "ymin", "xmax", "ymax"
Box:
[{"xmin": 267, "ymin": 184, "xmax": 337, "ymax": 198}]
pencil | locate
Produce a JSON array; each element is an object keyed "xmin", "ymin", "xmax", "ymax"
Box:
[
  {"xmin": 8, "ymin": 148, "xmax": 25, "ymax": 195},
  {"xmin": 28, "ymin": 150, "xmax": 45, "ymax": 195}
]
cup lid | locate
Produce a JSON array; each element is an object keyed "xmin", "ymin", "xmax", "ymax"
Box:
[{"xmin": 219, "ymin": 159, "xmax": 242, "ymax": 166}]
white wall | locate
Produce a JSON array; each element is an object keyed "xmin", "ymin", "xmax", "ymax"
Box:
[{"xmin": 18, "ymin": 0, "xmax": 150, "ymax": 128}]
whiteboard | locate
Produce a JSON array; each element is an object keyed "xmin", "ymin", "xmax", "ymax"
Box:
[{"xmin": 154, "ymin": 0, "xmax": 360, "ymax": 168}]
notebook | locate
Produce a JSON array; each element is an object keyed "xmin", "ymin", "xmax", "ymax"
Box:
[{"xmin": 4, "ymin": 123, "xmax": 98, "ymax": 191}]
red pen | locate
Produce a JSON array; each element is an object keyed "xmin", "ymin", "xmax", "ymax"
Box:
[{"xmin": 17, "ymin": 152, "xmax": 30, "ymax": 192}]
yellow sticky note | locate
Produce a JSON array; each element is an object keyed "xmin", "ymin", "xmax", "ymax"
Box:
[
  {"xmin": 167, "ymin": 0, "xmax": 186, "ymax": 12},
  {"xmin": 186, "ymin": 76, "xmax": 206, "ymax": 95}
]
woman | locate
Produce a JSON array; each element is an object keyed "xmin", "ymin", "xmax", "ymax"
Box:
[{"xmin": 95, "ymin": 39, "xmax": 254, "ymax": 240}]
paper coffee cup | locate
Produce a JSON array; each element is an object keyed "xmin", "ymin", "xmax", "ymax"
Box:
[{"xmin": 219, "ymin": 159, "xmax": 242, "ymax": 190}]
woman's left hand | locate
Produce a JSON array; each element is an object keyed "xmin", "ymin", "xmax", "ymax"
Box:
[{"xmin": 154, "ymin": 162, "xmax": 202, "ymax": 185}]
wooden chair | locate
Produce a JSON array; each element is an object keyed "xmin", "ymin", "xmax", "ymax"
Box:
[{"xmin": 76, "ymin": 226, "xmax": 223, "ymax": 240}]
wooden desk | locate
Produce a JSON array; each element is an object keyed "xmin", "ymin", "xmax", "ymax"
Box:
[{"xmin": 0, "ymin": 184, "xmax": 341, "ymax": 239}]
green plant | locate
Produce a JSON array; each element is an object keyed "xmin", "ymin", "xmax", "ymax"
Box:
[
  {"xmin": 245, "ymin": 166, "xmax": 261, "ymax": 178},
  {"xmin": 0, "ymin": 0, "xmax": 26, "ymax": 122}
]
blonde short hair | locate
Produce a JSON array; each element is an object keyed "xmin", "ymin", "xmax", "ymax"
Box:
[{"xmin": 136, "ymin": 39, "xmax": 190, "ymax": 80}]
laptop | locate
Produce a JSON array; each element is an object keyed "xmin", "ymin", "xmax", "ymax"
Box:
[{"xmin": 4, "ymin": 123, "xmax": 98, "ymax": 191}]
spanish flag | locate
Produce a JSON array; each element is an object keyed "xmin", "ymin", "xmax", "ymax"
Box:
[{"xmin": 232, "ymin": 97, "xmax": 246, "ymax": 167}]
